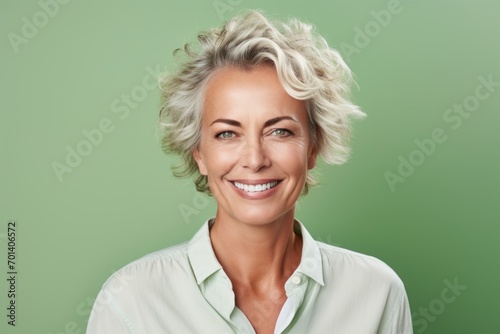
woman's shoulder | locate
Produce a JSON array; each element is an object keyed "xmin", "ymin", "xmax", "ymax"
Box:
[
  {"xmin": 96, "ymin": 220, "xmax": 214, "ymax": 295},
  {"xmin": 315, "ymin": 241, "xmax": 405, "ymax": 290},
  {"xmin": 130, "ymin": 241, "xmax": 189, "ymax": 270},
  {"xmin": 88, "ymin": 241, "xmax": 205, "ymax": 328},
  {"xmin": 98, "ymin": 241, "xmax": 192, "ymax": 292}
]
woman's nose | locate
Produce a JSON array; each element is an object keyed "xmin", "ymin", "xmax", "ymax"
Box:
[{"xmin": 240, "ymin": 139, "xmax": 271, "ymax": 172}]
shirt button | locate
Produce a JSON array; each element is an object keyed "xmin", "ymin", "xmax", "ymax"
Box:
[{"xmin": 291, "ymin": 276, "xmax": 301, "ymax": 285}]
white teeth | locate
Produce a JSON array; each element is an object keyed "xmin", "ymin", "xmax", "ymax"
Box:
[{"xmin": 233, "ymin": 181, "xmax": 279, "ymax": 192}]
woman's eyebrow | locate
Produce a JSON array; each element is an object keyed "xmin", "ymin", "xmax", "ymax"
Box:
[
  {"xmin": 263, "ymin": 116, "xmax": 298, "ymax": 127},
  {"xmin": 210, "ymin": 119, "xmax": 241, "ymax": 127},
  {"xmin": 209, "ymin": 116, "xmax": 299, "ymax": 127}
]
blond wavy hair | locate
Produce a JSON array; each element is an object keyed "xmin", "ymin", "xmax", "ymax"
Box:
[{"xmin": 159, "ymin": 10, "xmax": 365, "ymax": 194}]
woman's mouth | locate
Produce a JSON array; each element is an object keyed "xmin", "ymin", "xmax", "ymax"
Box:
[{"xmin": 231, "ymin": 180, "xmax": 281, "ymax": 193}]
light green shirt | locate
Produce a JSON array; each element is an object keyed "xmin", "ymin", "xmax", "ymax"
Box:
[{"xmin": 87, "ymin": 219, "xmax": 412, "ymax": 333}]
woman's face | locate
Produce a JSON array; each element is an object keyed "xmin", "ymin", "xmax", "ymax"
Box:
[{"xmin": 193, "ymin": 65, "xmax": 317, "ymax": 226}]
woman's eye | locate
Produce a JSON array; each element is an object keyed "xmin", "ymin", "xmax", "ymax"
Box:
[
  {"xmin": 271, "ymin": 128, "xmax": 292, "ymax": 137},
  {"xmin": 216, "ymin": 131, "xmax": 235, "ymax": 139}
]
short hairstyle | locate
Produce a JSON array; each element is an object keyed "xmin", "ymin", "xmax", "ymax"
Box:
[{"xmin": 159, "ymin": 10, "xmax": 365, "ymax": 194}]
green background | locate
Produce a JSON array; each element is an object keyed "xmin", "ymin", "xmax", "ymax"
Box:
[{"xmin": 1, "ymin": 0, "xmax": 499, "ymax": 333}]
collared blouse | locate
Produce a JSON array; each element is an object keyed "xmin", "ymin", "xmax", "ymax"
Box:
[{"xmin": 87, "ymin": 219, "xmax": 413, "ymax": 333}]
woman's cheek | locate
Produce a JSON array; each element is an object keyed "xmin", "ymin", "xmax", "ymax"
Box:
[{"xmin": 267, "ymin": 140, "xmax": 309, "ymax": 159}]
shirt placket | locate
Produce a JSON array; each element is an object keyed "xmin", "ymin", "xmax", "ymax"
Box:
[{"xmin": 274, "ymin": 273, "xmax": 308, "ymax": 334}]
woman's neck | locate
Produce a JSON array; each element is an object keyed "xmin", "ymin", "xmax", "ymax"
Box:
[{"xmin": 209, "ymin": 209, "xmax": 303, "ymax": 290}]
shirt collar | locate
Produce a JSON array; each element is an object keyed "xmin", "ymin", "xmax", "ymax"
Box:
[
  {"xmin": 187, "ymin": 219, "xmax": 222, "ymax": 285},
  {"xmin": 187, "ymin": 218, "xmax": 324, "ymax": 286},
  {"xmin": 294, "ymin": 219, "xmax": 325, "ymax": 286}
]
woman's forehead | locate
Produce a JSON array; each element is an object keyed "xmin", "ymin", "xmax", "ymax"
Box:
[{"xmin": 202, "ymin": 66, "xmax": 307, "ymax": 123}]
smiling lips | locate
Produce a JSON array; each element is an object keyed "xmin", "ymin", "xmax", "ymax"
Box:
[{"xmin": 232, "ymin": 180, "xmax": 280, "ymax": 193}]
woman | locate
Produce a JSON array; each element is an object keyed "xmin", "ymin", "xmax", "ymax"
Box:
[{"xmin": 87, "ymin": 10, "xmax": 412, "ymax": 334}]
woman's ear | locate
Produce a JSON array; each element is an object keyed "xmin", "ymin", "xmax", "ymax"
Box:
[
  {"xmin": 308, "ymin": 147, "xmax": 318, "ymax": 170},
  {"xmin": 192, "ymin": 148, "xmax": 208, "ymax": 175}
]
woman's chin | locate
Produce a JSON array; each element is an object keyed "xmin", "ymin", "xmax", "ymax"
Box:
[{"xmin": 219, "ymin": 205, "xmax": 295, "ymax": 228}]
